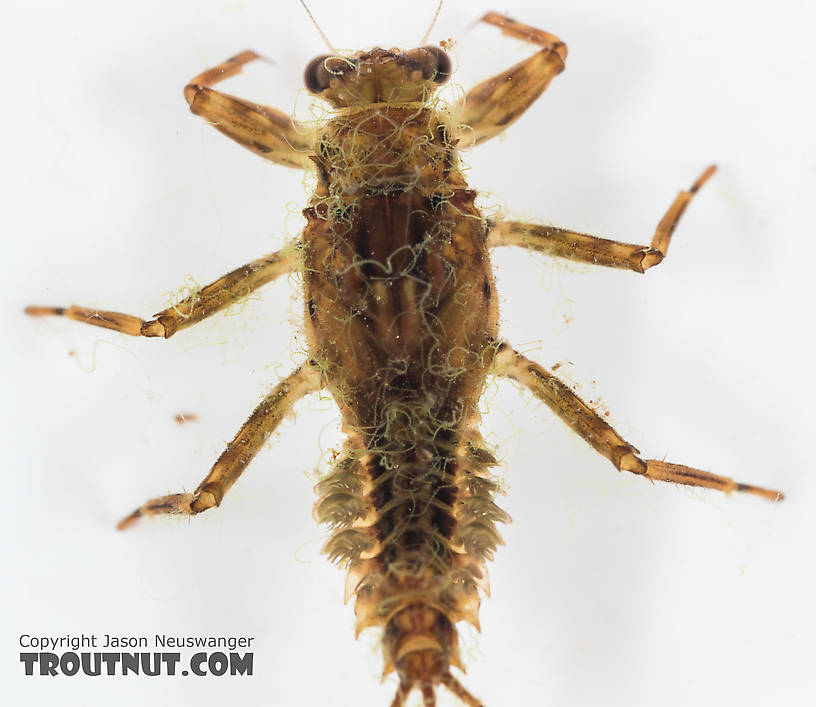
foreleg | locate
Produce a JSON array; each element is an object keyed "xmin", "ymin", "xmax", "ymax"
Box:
[
  {"xmin": 453, "ymin": 13, "xmax": 567, "ymax": 147},
  {"xmin": 184, "ymin": 50, "xmax": 315, "ymax": 169}
]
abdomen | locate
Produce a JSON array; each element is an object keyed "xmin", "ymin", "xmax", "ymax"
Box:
[{"xmin": 301, "ymin": 105, "xmax": 505, "ymax": 689}]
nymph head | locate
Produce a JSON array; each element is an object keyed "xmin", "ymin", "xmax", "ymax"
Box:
[{"xmin": 303, "ymin": 46, "xmax": 452, "ymax": 107}]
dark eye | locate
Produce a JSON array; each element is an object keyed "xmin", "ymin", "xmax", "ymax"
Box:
[
  {"xmin": 406, "ymin": 46, "xmax": 452, "ymax": 84},
  {"xmin": 304, "ymin": 55, "xmax": 333, "ymax": 93},
  {"xmin": 304, "ymin": 55, "xmax": 356, "ymax": 94}
]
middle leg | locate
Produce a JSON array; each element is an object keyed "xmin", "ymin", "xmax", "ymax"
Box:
[
  {"xmin": 492, "ymin": 342, "xmax": 783, "ymax": 501},
  {"xmin": 487, "ymin": 166, "xmax": 717, "ymax": 273},
  {"xmin": 25, "ymin": 245, "xmax": 300, "ymax": 338}
]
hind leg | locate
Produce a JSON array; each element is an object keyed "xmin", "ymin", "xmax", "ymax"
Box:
[
  {"xmin": 117, "ymin": 362, "xmax": 322, "ymax": 529},
  {"xmin": 493, "ymin": 342, "xmax": 783, "ymax": 501}
]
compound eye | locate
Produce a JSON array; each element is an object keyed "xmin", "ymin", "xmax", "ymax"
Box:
[
  {"xmin": 406, "ymin": 46, "xmax": 452, "ymax": 84},
  {"xmin": 304, "ymin": 55, "xmax": 355, "ymax": 93},
  {"xmin": 304, "ymin": 55, "xmax": 333, "ymax": 93}
]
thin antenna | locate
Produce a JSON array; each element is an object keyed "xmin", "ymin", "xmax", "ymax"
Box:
[
  {"xmin": 420, "ymin": 0, "xmax": 444, "ymax": 45},
  {"xmin": 299, "ymin": 0, "xmax": 337, "ymax": 53}
]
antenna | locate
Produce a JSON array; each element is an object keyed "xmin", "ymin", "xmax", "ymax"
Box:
[
  {"xmin": 420, "ymin": 0, "xmax": 443, "ymax": 46},
  {"xmin": 299, "ymin": 0, "xmax": 337, "ymax": 53}
]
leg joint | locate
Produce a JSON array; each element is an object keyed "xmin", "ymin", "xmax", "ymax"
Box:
[{"xmin": 191, "ymin": 482, "xmax": 224, "ymax": 513}]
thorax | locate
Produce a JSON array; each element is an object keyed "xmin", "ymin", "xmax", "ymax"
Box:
[{"xmin": 309, "ymin": 103, "xmax": 467, "ymax": 202}]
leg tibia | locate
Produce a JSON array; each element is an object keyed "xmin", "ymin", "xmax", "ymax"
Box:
[
  {"xmin": 642, "ymin": 459, "xmax": 783, "ymax": 501},
  {"xmin": 24, "ymin": 305, "xmax": 163, "ymax": 337}
]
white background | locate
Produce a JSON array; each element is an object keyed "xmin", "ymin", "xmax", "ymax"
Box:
[{"xmin": 2, "ymin": 1, "xmax": 814, "ymax": 705}]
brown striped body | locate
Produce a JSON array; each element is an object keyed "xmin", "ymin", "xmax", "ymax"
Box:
[
  {"xmin": 303, "ymin": 98, "xmax": 506, "ymax": 690},
  {"xmin": 25, "ymin": 18, "xmax": 781, "ymax": 707}
]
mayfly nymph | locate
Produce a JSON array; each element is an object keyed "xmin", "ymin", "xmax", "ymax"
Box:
[{"xmin": 26, "ymin": 8, "xmax": 783, "ymax": 706}]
